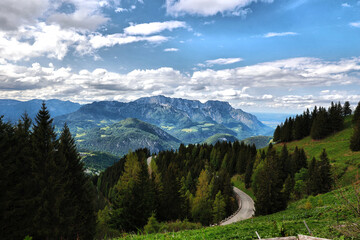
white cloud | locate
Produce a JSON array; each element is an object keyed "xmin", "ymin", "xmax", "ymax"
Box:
[
  {"xmin": 164, "ymin": 48, "xmax": 179, "ymax": 52},
  {"xmin": 205, "ymin": 58, "xmax": 243, "ymax": 66},
  {"xmin": 115, "ymin": 7, "xmax": 128, "ymax": 12},
  {"xmin": 124, "ymin": 21, "xmax": 188, "ymax": 36},
  {"xmin": 264, "ymin": 32, "xmax": 298, "ymax": 38},
  {"xmin": 341, "ymin": 3, "xmax": 351, "ymax": 7},
  {"xmin": 0, "ymin": 0, "xmax": 48, "ymax": 30},
  {"xmin": 165, "ymin": 0, "xmax": 273, "ymax": 17},
  {"xmin": 89, "ymin": 33, "xmax": 168, "ymax": 49},
  {"xmin": 0, "ymin": 23, "xmax": 88, "ymax": 61},
  {"xmin": 2, "ymin": 57, "xmax": 360, "ymax": 111},
  {"xmin": 47, "ymin": 0, "xmax": 109, "ymax": 31},
  {"xmin": 350, "ymin": 22, "xmax": 360, "ymax": 28}
]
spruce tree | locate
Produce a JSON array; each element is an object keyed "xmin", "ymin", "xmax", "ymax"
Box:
[
  {"xmin": 318, "ymin": 149, "xmax": 333, "ymax": 194},
  {"xmin": 58, "ymin": 124, "xmax": 96, "ymax": 239},
  {"xmin": 212, "ymin": 191, "xmax": 226, "ymax": 224},
  {"xmin": 343, "ymin": 101, "xmax": 352, "ymax": 116},
  {"xmin": 31, "ymin": 103, "xmax": 66, "ymax": 239},
  {"xmin": 254, "ymin": 151, "xmax": 287, "ymax": 215},
  {"xmin": 109, "ymin": 151, "xmax": 153, "ymax": 232},
  {"xmin": 353, "ymin": 101, "xmax": 360, "ymax": 124},
  {"xmin": 2, "ymin": 114, "xmax": 34, "ymax": 239},
  {"xmin": 350, "ymin": 119, "xmax": 360, "ymax": 151}
]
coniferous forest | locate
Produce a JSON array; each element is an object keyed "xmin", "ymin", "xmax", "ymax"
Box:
[{"xmin": 1, "ymin": 101, "xmax": 350, "ymax": 239}]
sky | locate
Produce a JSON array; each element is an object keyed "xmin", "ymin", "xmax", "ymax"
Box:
[{"xmin": 0, "ymin": 0, "xmax": 360, "ymax": 113}]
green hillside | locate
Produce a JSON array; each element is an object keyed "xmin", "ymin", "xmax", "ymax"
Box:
[
  {"xmin": 273, "ymin": 116, "xmax": 359, "ymax": 185},
  {"xmin": 115, "ymin": 185, "xmax": 358, "ymax": 239},
  {"xmin": 242, "ymin": 135, "xmax": 272, "ymax": 149},
  {"xmin": 76, "ymin": 118, "xmax": 181, "ymax": 156},
  {"xmin": 202, "ymin": 133, "xmax": 238, "ymax": 145}
]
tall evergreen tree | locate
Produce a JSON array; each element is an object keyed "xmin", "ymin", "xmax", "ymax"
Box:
[
  {"xmin": 350, "ymin": 119, "xmax": 360, "ymax": 151},
  {"xmin": 254, "ymin": 150, "xmax": 287, "ymax": 215},
  {"xmin": 192, "ymin": 169, "xmax": 212, "ymax": 225},
  {"xmin": 109, "ymin": 151, "xmax": 153, "ymax": 232},
  {"xmin": 212, "ymin": 191, "xmax": 226, "ymax": 224},
  {"xmin": 343, "ymin": 101, "xmax": 352, "ymax": 116},
  {"xmin": 58, "ymin": 124, "xmax": 96, "ymax": 239},
  {"xmin": 353, "ymin": 101, "xmax": 360, "ymax": 124},
  {"xmin": 318, "ymin": 149, "xmax": 333, "ymax": 194},
  {"xmin": 1, "ymin": 114, "xmax": 34, "ymax": 239},
  {"xmin": 31, "ymin": 103, "xmax": 66, "ymax": 239}
]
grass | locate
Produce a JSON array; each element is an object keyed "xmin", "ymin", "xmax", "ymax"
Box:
[
  {"xmin": 181, "ymin": 128, "xmax": 198, "ymax": 133},
  {"xmin": 114, "ymin": 186, "xmax": 358, "ymax": 239}
]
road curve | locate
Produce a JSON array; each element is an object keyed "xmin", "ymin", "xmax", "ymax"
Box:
[{"xmin": 220, "ymin": 187, "xmax": 255, "ymax": 225}]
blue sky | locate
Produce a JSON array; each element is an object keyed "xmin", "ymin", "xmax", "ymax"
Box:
[{"xmin": 0, "ymin": 0, "xmax": 360, "ymax": 113}]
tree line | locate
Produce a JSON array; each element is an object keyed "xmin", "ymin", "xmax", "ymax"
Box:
[
  {"xmin": 273, "ymin": 101, "xmax": 351, "ymax": 142},
  {"xmin": 0, "ymin": 104, "xmax": 96, "ymax": 239},
  {"xmin": 252, "ymin": 144, "xmax": 333, "ymax": 215}
]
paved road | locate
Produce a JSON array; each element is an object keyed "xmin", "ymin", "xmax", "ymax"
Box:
[{"xmin": 220, "ymin": 187, "xmax": 255, "ymax": 225}]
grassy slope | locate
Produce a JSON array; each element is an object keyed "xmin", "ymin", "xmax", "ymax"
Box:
[
  {"xmin": 274, "ymin": 117, "xmax": 360, "ymax": 185},
  {"xmin": 116, "ymin": 186, "xmax": 357, "ymax": 239}
]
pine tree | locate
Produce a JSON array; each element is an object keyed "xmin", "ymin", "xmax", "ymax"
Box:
[
  {"xmin": 58, "ymin": 124, "xmax": 96, "ymax": 239},
  {"xmin": 2, "ymin": 114, "xmax": 34, "ymax": 239},
  {"xmin": 109, "ymin": 151, "xmax": 154, "ymax": 232},
  {"xmin": 353, "ymin": 102, "xmax": 360, "ymax": 124},
  {"xmin": 311, "ymin": 107, "xmax": 329, "ymax": 140},
  {"xmin": 191, "ymin": 169, "xmax": 212, "ymax": 225},
  {"xmin": 144, "ymin": 213, "xmax": 160, "ymax": 234},
  {"xmin": 31, "ymin": 103, "xmax": 66, "ymax": 239},
  {"xmin": 343, "ymin": 101, "xmax": 352, "ymax": 116},
  {"xmin": 254, "ymin": 151, "xmax": 287, "ymax": 215},
  {"xmin": 212, "ymin": 191, "xmax": 226, "ymax": 224},
  {"xmin": 318, "ymin": 149, "xmax": 333, "ymax": 194},
  {"xmin": 350, "ymin": 119, "xmax": 360, "ymax": 151},
  {"xmin": 273, "ymin": 125, "xmax": 281, "ymax": 142}
]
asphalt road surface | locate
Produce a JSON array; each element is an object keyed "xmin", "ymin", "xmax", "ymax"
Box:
[{"xmin": 220, "ymin": 187, "xmax": 255, "ymax": 225}]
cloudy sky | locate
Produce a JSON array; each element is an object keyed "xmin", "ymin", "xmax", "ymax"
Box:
[{"xmin": 0, "ymin": 0, "xmax": 360, "ymax": 113}]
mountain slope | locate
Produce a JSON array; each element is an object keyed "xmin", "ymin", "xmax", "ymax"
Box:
[
  {"xmin": 76, "ymin": 118, "xmax": 181, "ymax": 156},
  {"xmin": 203, "ymin": 133, "xmax": 239, "ymax": 145},
  {"xmin": 0, "ymin": 99, "xmax": 81, "ymax": 122},
  {"xmin": 55, "ymin": 95, "xmax": 272, "ymax": 143}
]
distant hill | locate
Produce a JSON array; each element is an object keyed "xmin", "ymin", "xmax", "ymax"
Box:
[
  {"xmin": 241, "ymin": 136, "xmax": 272, "ymax": 149},
  {"xmin": 0, "ymin": 99, "xmax": 81, "ymax": 122},
  {"xmin": 55, "ymin": 95, "xmax": 272, "ymax": 143},
  {"xmin": 80, "ymin": 151, "xmax": 119, "ymax": 174},
  {"xmin": 75, "ymin": 118, "xmax": 181, "ymax": 156},
  {"xmin": 203, "ymin": 133, "xmax": 238, "ymax": 145}
]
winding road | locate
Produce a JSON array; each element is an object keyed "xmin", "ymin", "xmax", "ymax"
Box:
[
  {"xmin": 147, "ymin": 156, "xmax": 255, "ymax": 225},
  {"xmin": 220, "ymin": 187, "xmax": 255, "ymax": 225}
]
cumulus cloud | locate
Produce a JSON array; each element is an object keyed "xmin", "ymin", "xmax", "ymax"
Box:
[
  {"xmin": 165, "ymin": 0, "xmax": 273, "ymax": 16},
  {"xmin": 47, "ymin": 0, "xmax": 110, "ymax": 31},
  {"xmin": 0, "ymin": 23, "xmax": 89, "ymax": 61},
  {"xmin": 205, "ymin": 58, "xmax": 243, "ymax": 66},
  {"xmin": 0, "ymin": 22, "xmax": 171, "ymax": 62},
  {"xmin": 341, "ymin": 3, "xmax": 351, "ymax": 7},
  {"xmin": 1, "ymin": 57, "xmax": 360, "ymax": 111},
  {"xmin": 124, "ymin": 21, "xmax": 188, "ymax": 36},
  {"xmin": 0, "ymin": 0, "xmax": 48, "ymax": 30},
  {"xmin": 263, "ymin": 32, "xmax": 298, "ymax": 38}
]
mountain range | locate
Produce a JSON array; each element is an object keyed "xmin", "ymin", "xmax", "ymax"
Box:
[
  {"xmin": 0, "ymin": 99, "xmax": 81, "ymax": 122},
  {"xmin": 0, "ymin": 96, "xmax": 273, "ymax": 157},
  {"xmin": 55, "ymin": 95, "xmax": 272, "ymax": 143}
]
